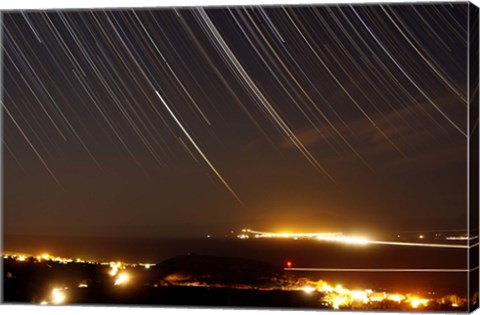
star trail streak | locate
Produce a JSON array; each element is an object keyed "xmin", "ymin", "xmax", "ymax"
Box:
[{"xmin": 1, "ymin": 3, "xmax": 471, "ymax": 236}]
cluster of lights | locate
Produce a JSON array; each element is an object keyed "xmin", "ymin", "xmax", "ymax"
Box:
[
  {"xmin": 3, "ymin": 251, "xmax": 155, "ymax": 305},
  {"xmin": 297, "ymin": 280, "xmax": 436, "ymax": 310},
  {"xmin": 3, "ymin": 250, "xmax": 466, "ymax": 309},
  {"xmin": 2, "ymin": 252, "xmax": 99, "ymax": 264},
  {"xmin": 107, "ymin": 261, "xmax": 131, "ymax": 286},
  {"xmin": 3, "ymin": 251, "xmax": 155, "ymax": 270},
  {"xmin": 109, "ymin": 261, "xmax": 123, "ymax": 276},
  {"xmin": 37, "ymin": 254, "xmax": 75, "ymax": 264},
  {"xmin": 238, "ymin": 229, "xmax": 369, "ymax": 245},
  {"xmin": 237, "ymin": 229, "xmax": 472, "ymax": 249},
  {"xmin": 3, "ymin": 253, "xmax": 29, "ymax": 262}
]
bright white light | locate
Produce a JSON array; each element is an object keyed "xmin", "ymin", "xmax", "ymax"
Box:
[
  {"xmin": 109, "ymin": 262, "xmax": 122, "ymax": 276},
  {"xmin": 302, "ymin": 287, "xmax": 315, "ymax": 294},
  {"xmin": 51, "ymin": 288, "xmax": 67, "ymax": 304},
  {"xmin": 114, "ymin": 273, "xmax": 129, "ymax": 286},
  {"xmin": 316, "ymin": 235, "xmax": 369, "ymax": 245}
]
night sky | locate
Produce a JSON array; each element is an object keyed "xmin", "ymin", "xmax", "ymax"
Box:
[{"xmin": 2, "ymin": 3, "xmax": 470, "ymax": 238}]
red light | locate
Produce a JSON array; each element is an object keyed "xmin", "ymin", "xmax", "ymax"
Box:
[{"xmin": 286, "ymin": 261, "xmax": 292, "ymax": 268}]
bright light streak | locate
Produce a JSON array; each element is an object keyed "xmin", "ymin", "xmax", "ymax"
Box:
[
  {"xmin": 114, "ymin": 273, "xmax": 129, "ymax": 286},
  {"xmin": 155, "ymin": 90, "xmax": 245, "ymax": 208},
  {"xmin": 446, "ymin": 235, "xmax": 477, "ymax": 241},
  {"xmin": 366, "ymin": 239, "xmax": 472, "ymax": 249},
  {"xmin": 317, "ymin": 235, "xmax": 369, "ymax": 245}
]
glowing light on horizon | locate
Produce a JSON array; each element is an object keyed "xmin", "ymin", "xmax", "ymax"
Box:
[
  {"xmin": 242, "ymin": 229, "xmax": 342, "ymax": 239},
  {"xmin": 302, "ymin": 287, "xmax": 315, "ymax": 294},
  {"xmin": 240, "ymin": 229, "xmax": 473, "ymax": 249}
]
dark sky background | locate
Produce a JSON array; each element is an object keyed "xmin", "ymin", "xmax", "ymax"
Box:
[{"xmin": 2, "ymin": 3, "xmax": 470, "ymax": 238}]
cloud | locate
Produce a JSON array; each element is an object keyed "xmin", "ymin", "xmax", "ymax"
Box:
[{"xmin": 278, "ymin": 94, "xmax": 466, "ymax": 172}]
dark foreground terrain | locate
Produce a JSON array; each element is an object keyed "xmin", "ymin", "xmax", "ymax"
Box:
[{"xmin": 2, "ymin": 253, "xmax": 475, "ymax": 311}]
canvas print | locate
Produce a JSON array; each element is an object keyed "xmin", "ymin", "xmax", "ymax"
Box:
[{"xmin": 1, "ymin": 1, "xmax": 479, "ymax": 312}]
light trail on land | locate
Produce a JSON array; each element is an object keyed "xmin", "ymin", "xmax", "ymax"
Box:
[
  {"xmin": 358, "ymin": 240, "xmax": 478, "ymax": 249},
  {"xmin": 362, "ymin": 240, "xmax": 477, "ymax": 249},
  {"xmin": 285, "ymin": 266, "xmax": 479, "ymax": 272}
]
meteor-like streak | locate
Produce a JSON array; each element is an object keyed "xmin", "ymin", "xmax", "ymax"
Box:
[{"xmin": 155, "ymin": 90, "xmax": 246, "ymax": 208}]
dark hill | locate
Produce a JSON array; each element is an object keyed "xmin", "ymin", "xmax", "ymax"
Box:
[{"xmin": 152, "ymin": 254, "xmax": 284, "ymax": 286}]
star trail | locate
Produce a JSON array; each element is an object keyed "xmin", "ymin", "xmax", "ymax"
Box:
[{"xmin": 1, "ymin": 3, "xmax": 471, "ymax": 237}]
